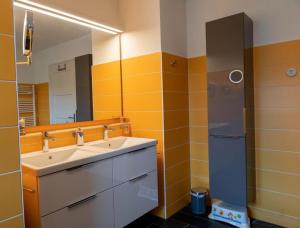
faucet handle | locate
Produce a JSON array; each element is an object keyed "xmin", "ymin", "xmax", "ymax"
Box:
[
  {"xmin": 77, "ymin": 128, "xmax": 84, "ymax": 136},
  {"xmin": 75, "ymin": 128, "xmax": 84, "ymax": 146},
  {"xmin": 73, "ymin": 128, "xmax": 84, "ymax": 138},
  {"xmin": 43, "ymin": 131, "xmax": 55, "ymax": 141}
]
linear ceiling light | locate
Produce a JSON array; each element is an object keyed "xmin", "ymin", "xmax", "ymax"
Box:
[{"xmin": 14, "ymin": 0, "xmax": 122, "ymax": 35}]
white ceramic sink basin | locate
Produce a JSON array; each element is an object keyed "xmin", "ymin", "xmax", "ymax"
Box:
[
  {"xmin": 22, "ymin": 148, "xmax": 95, "ymax": 169},
  {"xmin": 22, "ymin": 137, "xmax": 157, "ymax": 176},
  {"xmin": 86, "ymin": 136, "xmax": 156, "ymax": 151},
  {"xmin": 89, "ymin": 137, "xmax": 127, "ymax": 149}
]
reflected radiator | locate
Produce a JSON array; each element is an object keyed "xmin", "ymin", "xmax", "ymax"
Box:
[{"xmin": 18, "ymin": 84, "xmax": 36, "ymax": 127}]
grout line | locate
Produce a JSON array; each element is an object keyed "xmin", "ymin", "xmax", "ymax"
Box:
[
  {"xmin": 131, "ymin": 129, "xmax": 163, "ymax": 132},
  {"xmin": 122, "ymin": 91, "xmax": 162, "ymax": 95},
  {"xmin": 0, "ymin": 213, "xmax": 23, "ymax": 224},
  {"xmin": 166, "ymin": 193, "xmax": 190, "ymax": 209},
  {"xmin": 165, "ymin": 142, "xmax": 189, "ymax": 151},
  {"xmin": 125, "ymin": 109, "xmax": 163, "ymax": 114},
  {"xmin": 166, "ymin": 176, "xmax": 190, "ymax": 189},
  {"xmin": 123, "ymin": 110, "xmax": 162, "ymax": 113},
  {"xmin": 0, "ymin": 79, "xmax": 16, "ymax": 83},
  {"xmin": 0, "ymin": 125, "xmax": 18, "ymax": 129},
  {"xmin": 255, "ymin": 167, "xmax": 300, "ymax": 176},
  {"xmin": 189, "ymin": 91, "xmax": 207, "ymax": 94},
  {"xmin": 189, "ymin": 108, "xmax": 208, "ymax": 111},
  {"xmin": 164, "ymin": 90, "xmax": 189, "ymax": 94},
  {"xmin": 189, "ymin": 125, "xmax": 208, "ymax": 128},
  {"xmin": 190, "ymin": 125, "xmax": 208, "ymax": 127},
  {"xmin": 123, "ymin": 71, "xmax": 161, "ymax": 78},
  {"xmin": 165, "ymin": 126, "xmax": 189, "ymax": 132},
  {"xmin": 0, "ymin": 33, "xmax": 14, "ymax": 38},
  {"xmin": 255, "ymin": 147, "xmax": 300, "ymax": 154},
  {"xmin": 255, "ymin": 107, "xmax": 300, "ymax": 110},
  {"xmin": 191, "ymin": 175, "xmax": 209, "ymax": 179},
  {"xmin": 254, "ymin": 84, "xmax": 300, "ymax": 89},
  {"xmin": 248, "ymin": 205, "xmax": 300, "ymax": 221},
  {"xmin": 166, "ymin": 159, "xmax": 189, "ymax": 171},
  {"xmin": 256, "ymin": 187, "xmax": 300, "ymax": 199},
  {"xmin": 191, "ymin": 159, "xmax": 208, "ymax": 163},
  {"xmin": 164, "ymin": 109, "xmax": 190, "ymax": 112},
  {"xmin": 187, "ymin": 60, "xmax": 193, "ymax": 192},
  {"xmin": 0, "ymin": 169, "xmax": 20, "ymax": 177},
  {"xmin": 190, "ymin": 141, "xmax": 207, "ymax": 145},
  {"xmin": 255, "ymin": 128, "xmax": 300, "ymax": 132},
  {"xmin": 160, "ymin": 52, "xmax": 167, "ymax": 219}
]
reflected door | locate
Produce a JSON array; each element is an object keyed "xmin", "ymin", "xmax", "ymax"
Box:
[{"xmin": 49, "ymin": 59, "xmax": 77, "ymax": 124}]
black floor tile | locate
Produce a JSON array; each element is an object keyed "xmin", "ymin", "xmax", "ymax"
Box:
[
  {"xmin": 251, "ymin": 220, "xmax": 284, "ymax": 228},
  {"xmin": 172, "ymin": 211, "xmax": 231, "ymax": 228},
  {"xmin": 126, "ymin": 205, "xmax": 281, "ymax": 228}
]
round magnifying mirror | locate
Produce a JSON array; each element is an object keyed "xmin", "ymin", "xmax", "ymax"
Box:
[{"xmin": 229, "ymin": 69, "xmax": 243, "ymax": 84}]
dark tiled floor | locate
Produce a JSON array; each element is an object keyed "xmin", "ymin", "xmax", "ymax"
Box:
[{"xmin": 126, "ymin": 205, "xmax": 284, "ymax": 228}]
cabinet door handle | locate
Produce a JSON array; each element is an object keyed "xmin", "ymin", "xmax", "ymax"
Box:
[
  {"xmin": 65, "ymin": 162, "xmax": 94, "ymax": 172},
  {"xmin": 129, "ymin": 173, "xmax": 148, "ymax": 182},
  {"xmin": 67, "ymin": 194, "xmax": 97, "ymax": 209},
  {"xmin": 23, "ymin": 187, "xmax": 35, "ymax": 193}
]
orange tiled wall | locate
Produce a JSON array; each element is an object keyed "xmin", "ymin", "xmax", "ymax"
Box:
[
  {"xmin": 162, "ymin": 53, "xmax": 190, "ymax": 217},
  {"xmin": 0, "ymin": 0, "xmax": 24, "ymax": 226},
  {"xmin": 188, "ymin": 39, "xmax": 300, "ymax": 227},
  {"xmin": 92, "ymin": 60, "xmax": 122, "ymax": 120},
  {"xmin": 20, "ymin": 118, "xmax": 124, "ymax": 153},
  {"xmin": 188, "ymin": 56, "xmax": 209, "ymax": 190},
  {"xmin": 121, "ymin": 53, "xmax": 166, "ymax": 217},
  {"xmin": 121, "ymin": 52, "xmax": 191, "ymax": 218}
]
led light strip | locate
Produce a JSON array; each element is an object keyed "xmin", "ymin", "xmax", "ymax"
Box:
[{"xmin": 14, "ymin": 0, "xmax": 122, "ymax": 35}]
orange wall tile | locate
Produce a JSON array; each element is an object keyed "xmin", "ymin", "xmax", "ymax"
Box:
[
  {"xmin": 92, "ymin": 60, "xmax": 122, "ymax": 119},
  {"xmin": 20, "ymin": 118, "xmax": 125, "ymax": 153},
  {"xmin": 0, "ymin": 36, "xmax": 16, "ymax": 81},
  {"xmin": 122, "ymin": 52, "xmax": 166, "ymax": 217},
  {"xmin": 0, "ymin": 82, "xmax": 18, "ymax": 126},
  {"xmin": 0, "ymin": 172, "xmax": 23, "ymax": 221},
  {"xmin": 188, "ymin": 39, "xmax": 300, "ymax": 227},
  {"xmin": 0, "ymin": 0, "xmax": 24, "ymax": 225},
  {"xmin": 162, "ymin": 53, "xmax": 190, "ymax": 217},
  {"xmin": 0, "ymin": 127, "xmax": 20, "ymax": 173}
]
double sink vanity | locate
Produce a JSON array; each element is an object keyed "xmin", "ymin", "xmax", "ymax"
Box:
[{"xmin": 22, "ymin": 136, "xmax": 158, "ymax": 228}]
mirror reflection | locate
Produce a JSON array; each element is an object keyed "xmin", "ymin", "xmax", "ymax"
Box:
[{"xmin": 15, "ymin": 7, "xmax": 122, "ymax": 127}]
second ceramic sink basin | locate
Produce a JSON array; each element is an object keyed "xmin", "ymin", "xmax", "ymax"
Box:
[
  {"xmin": 22, "ymin": 148, "xmax": 95, "ymax": 169},
  {"xmin": 89, "ymin": 137, "xmax": 127, "ymax": 149}
]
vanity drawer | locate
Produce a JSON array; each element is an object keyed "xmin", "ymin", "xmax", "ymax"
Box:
[
  {"xmin": 113, "ymin": 146, "xmax": 157, "ymax": 185},
  {"xmin": 114, "ymin": 170, "xmax": 158, "ymax": 228},
  {"xmin": 41, "ymin": 189, "xmax": 114, "ymax": 228},
  {"xmin": 39, "ymin": 158, "xmax": 113, "ymax": 216}
]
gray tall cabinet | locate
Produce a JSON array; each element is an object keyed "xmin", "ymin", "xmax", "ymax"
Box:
[{"xmin": 206, "ymin": 13, "xmax": 255, "ymax": 207}]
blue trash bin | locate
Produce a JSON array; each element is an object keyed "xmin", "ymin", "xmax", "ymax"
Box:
[{"xmin": 191, "ymin": 187, "xmax": 207, "ymax": 214}]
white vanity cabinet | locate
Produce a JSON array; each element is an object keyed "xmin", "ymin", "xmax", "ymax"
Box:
[
  {"xmin": 113, "ymin": 146, "xmax": 158, "ymax": 227},
  {"xmin": 39, "ymin": 158, "xmax": 113, "ymax": 216},
  {"xmin": 114, "ymin": 170, "xmax": 158, "ymax": 228},
  {"xmin": 41, "ymin": 189, "xmax": 114, "ymax": 228},
  {"xmin": 23, "ymin": 144, "xmax": 158, "ymax": 228},
  {"xmin": 113, "ymin": 146, "xmax": 157, "ymax": 185}
]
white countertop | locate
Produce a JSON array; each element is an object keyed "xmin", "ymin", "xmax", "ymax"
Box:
[{"xmin": 22, "ymin": 136, "xmax": 157, "ymax": 176}]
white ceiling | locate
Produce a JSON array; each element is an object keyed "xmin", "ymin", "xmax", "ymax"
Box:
[{"xmin": 14, "ymin": 6, "xmax": 92, "ymax": 53}]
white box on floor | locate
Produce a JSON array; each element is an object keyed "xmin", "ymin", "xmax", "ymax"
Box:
[{"xmin": 209, "ymin": 200, "xmax": 250, "ymax": 228}]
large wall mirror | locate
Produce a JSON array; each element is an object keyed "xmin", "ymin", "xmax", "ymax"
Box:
[{"xmin": 14, "ymin": 6, "xmax": 122, "ymax": 128}]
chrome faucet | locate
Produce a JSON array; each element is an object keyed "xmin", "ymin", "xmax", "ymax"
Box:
[
  {"xmin": 42, "ymin": 131, "xmax": 55, "ymax": 152},
  {"xmin": 75, "ymin": 128, "xmax": 84, "ymax": 146},
  {"xmin": 103, "ymin": 125, "xmax": 113, "ymax": 141}
]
